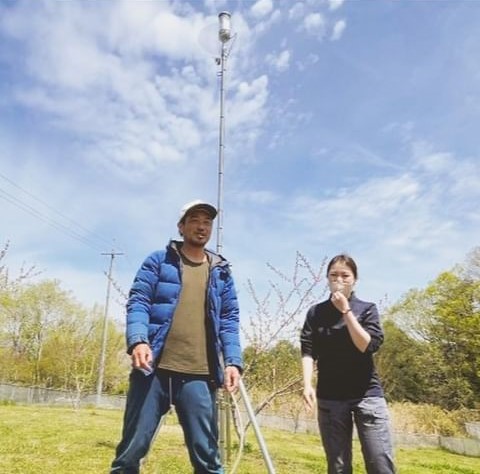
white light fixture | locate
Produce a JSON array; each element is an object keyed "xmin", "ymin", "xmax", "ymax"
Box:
[{"xmin": 218, "ymin": 11, "xmax": 232, "ymax": 43}]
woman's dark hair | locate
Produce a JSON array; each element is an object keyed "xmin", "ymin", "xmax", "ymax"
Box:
[{"xmin": 326, "ymin": 254, "xmax": 358, "ymax": 280}]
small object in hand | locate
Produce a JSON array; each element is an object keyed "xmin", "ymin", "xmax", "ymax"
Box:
[{"xmin": 137, "ymin": 361, "xmax": 154, "ymax": 376}]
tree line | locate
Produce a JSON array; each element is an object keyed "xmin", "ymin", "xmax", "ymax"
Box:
[
  {"xmin": 1, "ymin": 242, "xmax": 479, "ymax": 411},
  {"xmin": 377, "ymin": 247, "xmax": 480, "ymax": 409},
  {"xmin": 0, "ymin": 242, "xmax": 128, "ymax": 395}
]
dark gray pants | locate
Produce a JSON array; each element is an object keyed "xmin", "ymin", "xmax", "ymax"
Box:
[{"xmin": 318, "ymin": 397, "xmax": 395, "ymax": 474}]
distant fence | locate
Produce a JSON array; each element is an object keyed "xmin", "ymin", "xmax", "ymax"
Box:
[
  {"xmin": 249, "ymin": 411, "xmax": 480, "ymax": 457},
  {"xmin": 0, "ymin": 382, "xmax": 125, "ymax": 409},
  {"xmin": 1, "ymin": 382, "xmax": 480, "ymax": 457}
]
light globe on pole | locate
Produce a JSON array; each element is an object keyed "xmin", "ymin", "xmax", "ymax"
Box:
[{"xmin": 218, "ymin": 11, "xmax": 232, "ymax": 43}]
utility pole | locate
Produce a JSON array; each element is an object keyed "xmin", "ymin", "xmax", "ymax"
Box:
[{"xmin": 96, "ymin": 249, "xmax": 124, "ymax": 406}]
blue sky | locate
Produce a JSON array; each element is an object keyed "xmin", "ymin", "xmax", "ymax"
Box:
[{"xmin": 1, "ymin": 0, "xmax": 479, "ymax": 331}]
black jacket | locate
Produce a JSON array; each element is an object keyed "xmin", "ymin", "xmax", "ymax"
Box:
[{"xmin": 300, "ymin": 293, "xmax": 385, "ymax": 400}]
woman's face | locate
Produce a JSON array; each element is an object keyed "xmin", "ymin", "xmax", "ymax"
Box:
[{"xmin": 327, "ymin": 261, "xmax": 356, "ymax": 297}]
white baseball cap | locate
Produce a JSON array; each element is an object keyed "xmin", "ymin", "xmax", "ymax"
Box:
[{"xmin": 178, "ymin": 199, "xmax": 217, "ymax": 223}]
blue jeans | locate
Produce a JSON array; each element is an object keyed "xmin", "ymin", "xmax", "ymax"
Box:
[
  {"xmin": 110, "ymin": 369, "xmax": 223, "ymax": 474},
  {"xmin": 317, "ymin": 397, "xmax": 395, "ymax": 474}
]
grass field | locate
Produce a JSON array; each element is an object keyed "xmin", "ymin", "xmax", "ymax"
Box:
[{"xmin": 1, "ymin": 404, "xmax": 480, "ymax": 473}]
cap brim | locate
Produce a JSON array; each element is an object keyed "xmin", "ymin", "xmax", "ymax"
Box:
[
  {"xmin": 183, "ymin": 204, "xmax": 217, "ymax": 220},
  {"xmin": 191, "ymin": 205, "xmax": 216, "ymax": 218}
]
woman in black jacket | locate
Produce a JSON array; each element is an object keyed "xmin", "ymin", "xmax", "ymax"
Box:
[{"xmin": 300, "ymin": 254, "xmax": 395, "ymax": 474}]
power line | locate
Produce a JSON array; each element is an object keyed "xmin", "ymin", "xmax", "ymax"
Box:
[
  {"xmin": 0, "ymin": 172, "xmax": 141, "ymax": 283},
  {"xmin": 0, "ymin": 186, "xmax": 105, "ymax": 252},
  {"xmin": 0, "ymin": 171, "xmax": 113, "ymax": 249}
]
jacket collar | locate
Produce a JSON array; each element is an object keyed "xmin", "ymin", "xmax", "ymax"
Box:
[{"xmin": 167, "ymin": 240, "xmax": 228, "ymax": 268}]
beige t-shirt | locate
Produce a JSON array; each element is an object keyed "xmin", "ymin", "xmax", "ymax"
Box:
[{"xmin": 158, "ymin": 254, "xmax": 210, "ymax": 374}]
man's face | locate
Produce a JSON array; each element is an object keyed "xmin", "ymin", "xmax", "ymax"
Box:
[{"xmin": 178, "ymin": 209, "xmax": 213, "ymax": 247}]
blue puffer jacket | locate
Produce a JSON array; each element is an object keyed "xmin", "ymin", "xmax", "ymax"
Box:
[{"xmin": 125, "ymin": 240, "xmax": 243, "ymax": 387}]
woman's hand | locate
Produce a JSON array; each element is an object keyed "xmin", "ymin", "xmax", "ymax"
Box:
[
  {"xmin": 303, "ymin": 385, "xmax": 316, "ymax": 411},
  {"xmin": 330, "ymin": 290, "xmax": 350, "ymax": 314}
]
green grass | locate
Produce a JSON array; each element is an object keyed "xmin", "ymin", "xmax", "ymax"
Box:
[{"xmin": 1, "ymin": 405, "xmax": 480, "ymax": 473}]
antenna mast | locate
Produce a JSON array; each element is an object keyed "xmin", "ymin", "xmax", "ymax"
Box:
[
  {"xmin": 216, "ymin": 11, "xmax": 231, "ymax": 255},
  {"xmin": 215, "ymin": 12, "xmax": 276, "ymax": 473}
]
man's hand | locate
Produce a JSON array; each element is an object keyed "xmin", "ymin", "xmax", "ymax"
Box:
[
  {"xmin": 223, "ymin": 365, "xmax": 240, "ymax": 393},
  {"xmin": 303, "ymin": 385, "xmax": 316, "ymax": 412},
  {"xmin": 131, "ymin": 343, "xmax": 153, "ymax": 372}
]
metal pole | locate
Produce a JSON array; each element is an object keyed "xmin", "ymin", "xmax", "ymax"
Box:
[
  {"xmin": 216, "ymin": 38, "xmax": 227, "ymax": 255},
  {"xmin": 96, "ymin": 250, "xmax": 123, "ymax": 405},
  {"xmin": 215, "ymin": 11, "xmax": 276, "ymax": 473},
  {"xmin": 239, "ymin": 379, "xmax": 276, "ymax": 474},
  {"xmin": 216, "ymin": 12, "xmax": 231, "ymax": 466}
]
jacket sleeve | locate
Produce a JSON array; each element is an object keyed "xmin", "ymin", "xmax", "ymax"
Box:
[
  {"xmin": 218, "ymin": 269, "xmax": 243, "ymax": 370},
  {"xmin": 125, "ymin": 252, "xmax": 160, "ymax": 353},
  {"xmin": 300, "ymin": 306, "xmax": 316, "ymax": 359},
  {"xmin": 361, "ymin": 303, "xmax": 384, "ymax": 354}
]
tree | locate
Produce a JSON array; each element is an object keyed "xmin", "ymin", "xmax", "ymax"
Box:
[
  {"xmin": 0, "ymin": 242, "xmax": 127, "ymax": 394},
  {"xmin": 229, "ymin": 252, "xmax": 326, "ymax": 460},
  {"xmin": 243, "ymin": 251, "xmax": 327, "ymax": 352},
  {"xmin": 377, "ymin": 320, "xmax": 424, "ymax": 402},
  {"xmin": 243, "ymin": 340, "xmax": 301, "ymax": 412},
  {"xmin": 40, "ymin": 304, "xmax": 126, "ymax": 395},
  {"xmin": 384, "ymin": 261, "xmax": 480, "ymax": 409},
  {"xmin": 424, "ymin": 271, "xmax": 480, "ymax": 408},
  {"xmin": 462, "ymin": 246, "xmax": 480, "ymax": 281}
]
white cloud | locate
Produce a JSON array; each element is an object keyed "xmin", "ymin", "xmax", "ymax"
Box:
[
  {"xmin": 288, "ymin": 2, "xmax": 305, "ymax": 20},
  {"xmin": 225, "ymin": 148, "xmax": 478, "ymax": 304},
  {"xmin": 287, "ymin": 146, "xmax": 479, "ymax": 262},
  {"xmin": 329, "ymin": 0, "xmax": 345, "ymax": 11},
  {"xmin": 303, "ymin": 12, "xmax": 326, "ymax": 39},
  {"xmin": 251, "ymin": 0, "xmax": 274, "ymax": 19},
  {"xmin": 0, "ymin": 1, "xmax": 268, "ymax": 176},
  {"xmin": 297, "ymin": 53, "xmax": 320, "ymax": 71},
  {"xmin": 331, "ymin": 19, "xmax": 346, "ymax": 41},
  {"xmin": 203, "ymin": 0, "xmax": 228, "ymax": 12},
  {"xmin": 228, "ymin": 75, "xmax": 269, "ymax": 150},
  {"xmin": 292, "ymin": 174, "xmax": 421, "ymax": 235},
  {"xmin": 252, "ymin": 8, "xmax": 282, "ymax": 35},
  {"xmin": 413, "ymin": 152, "xmax": 480, "ymax": 203},
  {"xmin": 265, "ymin": 146, "xmax": 478, "ymax": 303},
  {"xmin": 266, "ymin": 49, "xmax": 291, "ymax": 72}
]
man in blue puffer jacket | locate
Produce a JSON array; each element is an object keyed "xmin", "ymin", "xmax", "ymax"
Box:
[{"xmin": 110, "ymin": 199, "xmax": 243, "ymax": 474}]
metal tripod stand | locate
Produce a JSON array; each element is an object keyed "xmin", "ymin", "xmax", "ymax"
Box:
[{"xmin": 237, "ymin": 379, "xmax": 276, "ymax": 473}]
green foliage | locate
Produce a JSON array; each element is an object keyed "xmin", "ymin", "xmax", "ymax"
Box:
[
  {"xmin": 244, "ymin": 340, "xmax": 301, "ymax": 392},
  {"xmin": 382, "ymin": 248, "xmax": 480, "ymax": 409},
  {"xmin": 376, "ymin": 320, "xmax": 432, "ymax": 402},
  {"xmin": 0, "ymin": 242, "xmax": 128, "ymax": 395},
  {"xmin": 243, "ymin": 340, "xmax": 302, "ymax": 414},
  {"xmin": 0, "ymin": 399, "xmax": 17, "ymax": 406},
  {"xmin": 390, "ymin": 402, "xmax": 479, "ymax": 437}
]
